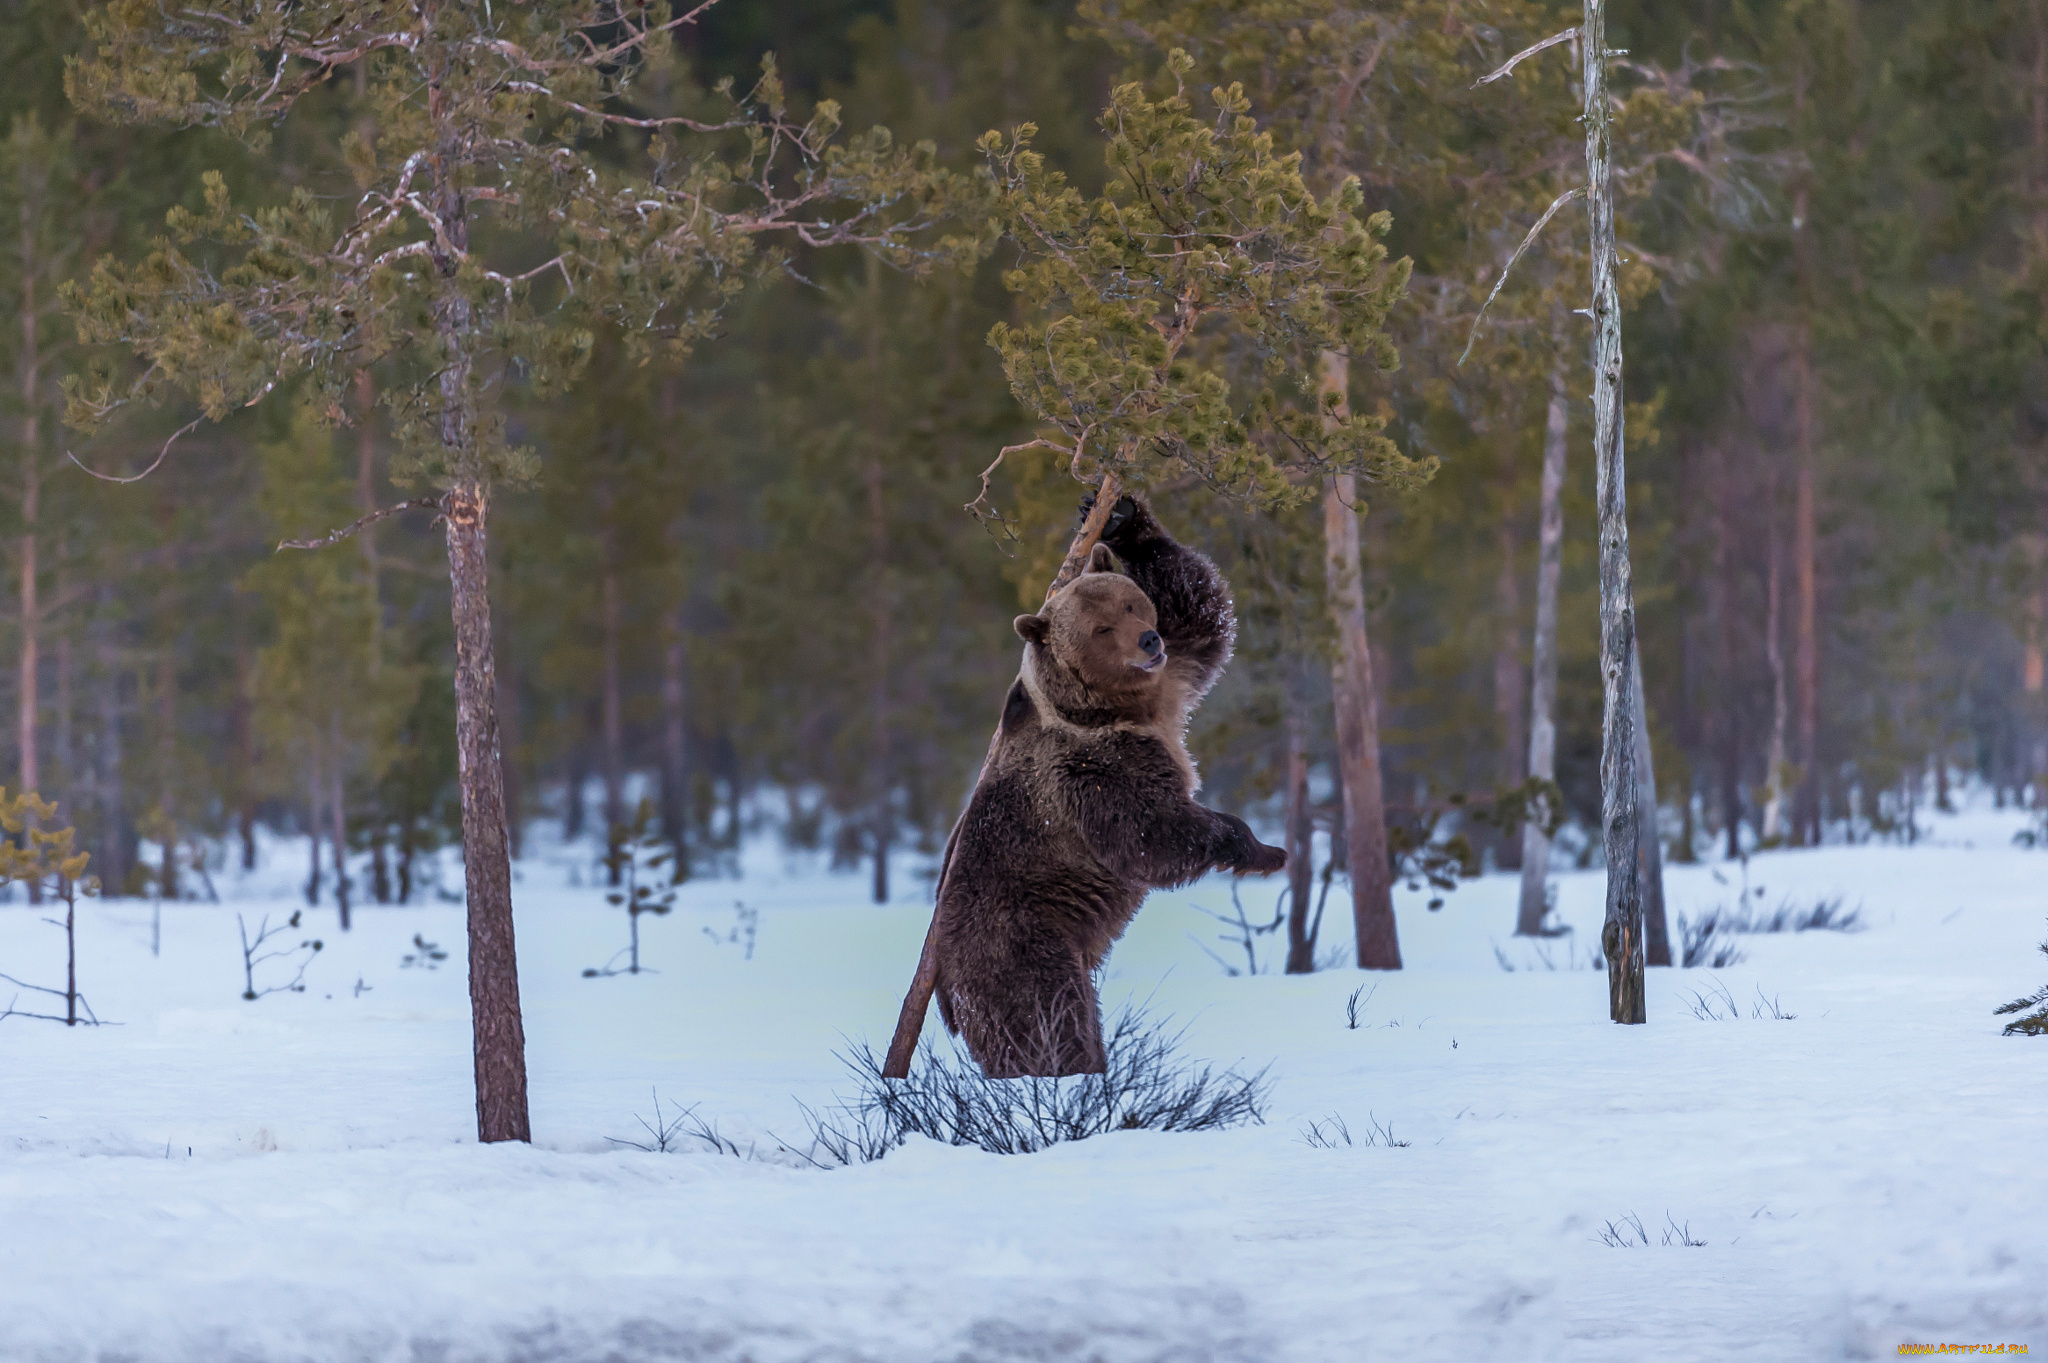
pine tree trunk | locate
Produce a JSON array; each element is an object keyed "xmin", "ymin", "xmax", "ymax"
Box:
[
  {"xmin": 1791, "ymin": 67, "xmax": 1821, "ymax": 848},
  {"xmin": 599, "ymin": 498, "xmax": 625, "ymax": 862},
  {"xmin": 95, "ymin": 581, "xmax": 129, "ymax": 894},
  {"xmin": 1283, "ymin": 700, "xmax": 1316, "ymax": 974},
  {"xmin": 231, "ymin": 623, "xmax": 257, "ymax": 871},
  {"xmin": 1712, "ymin": 442, "xmax": 1743, "ymax": 856},
  {"xmin": 19, "ymin": 188, "xmax": 40, "ymax": 799},
  {"xmin": 660, "ymin": 598, "xmax": 689, "ymax": 860},
  {"xmin": 1762, "ymin": 472, "xmax": 1790, "ymax": 841},
  {"xmin": 443, "ymin": 481, "xmax": 530, "ymax": 1144},
  {"xmin": 1517, "ymin": 361, "xmax": 1569, "ymax": 935},
  {"xmin": 355, "ymin": 368, "xmax": 382, "ymax": 671},
  {"xmin": 305, "ymin": 748, "xmax": 324, "ymax": 907},
  {"xmin": 866, "ymin": 449, "xmax": 892, "ymax": 905},
  {"xmin": 1494, "ymin": 486, "xmax": 1524, "ymax": 871},
  {"xmin": 156, "ymin": 646, "xmax": 177, "ymax": 902},
  {"xmin": 1586, "ymin": 0, "xmax": 1645, "ymax": 1023},
  {"xmin": 1320, "ymin": 350, "xmax": 1399, "ymax": 970},
  {"xmin": 329, "ymin": 716, "xmax": 350, "ymax": 930},
  {"xmin": 1633, "ymin": 648, "xmax": 1670, "ymax": 966}
]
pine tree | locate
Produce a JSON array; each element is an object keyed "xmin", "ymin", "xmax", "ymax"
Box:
[{"xmin": 63, "ymin": 0, "xmax": 984, "ymax": 1142}]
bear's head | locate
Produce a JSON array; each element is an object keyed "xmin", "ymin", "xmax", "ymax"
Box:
[{"xmin": 1013, "ymin": 543, "xmax": 1166, "ymax": 722}]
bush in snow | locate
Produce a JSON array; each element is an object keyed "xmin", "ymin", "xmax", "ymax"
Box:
[
  {"xmin": 1995, "ymin": 932, "xmax": 2048, "ymax": 1036},
  {"xmin": 584, "ymin": 801, "xmax": 676, "ymax": 978},
  {"xmin": 805, "ymin": 1007, "xmax": 1272, "ymax": 1161},
  {"xmin": 0, "ymin": 793, "xmax": 105, "ymax": 1027}
]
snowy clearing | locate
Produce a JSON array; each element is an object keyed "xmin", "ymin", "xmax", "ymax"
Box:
[{"xmin": 3, "ymin": 803, "xmax": 2045, "ymax": 1362}]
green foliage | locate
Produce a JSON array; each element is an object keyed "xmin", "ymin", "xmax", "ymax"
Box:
[
  {"xmin": 61, "ymin": 1, "xmax": 991, "ymax": 491},
  {"xmin": 976, "ymin": 59, "xmax": 1421, "ymax": 515},
  {"xmin": 0, "ymin": 790, "xmax": 96, "ymax": 894}
]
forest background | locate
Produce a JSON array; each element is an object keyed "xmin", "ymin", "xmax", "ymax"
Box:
[{"xmin": 3, "ymin": 0, "xmax": 2042, "ymax": 933}]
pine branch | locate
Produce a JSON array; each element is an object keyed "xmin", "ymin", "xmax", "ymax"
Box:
[{"xmin": 277, "ymin": 499, "xmax": 443, "ymax": 553}]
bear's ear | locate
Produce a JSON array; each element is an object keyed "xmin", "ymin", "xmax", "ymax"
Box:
[
  {"xmin": 1085, "ymin": 542, "xmax": 1118, "ymax": 575},
  {"xmin": 1014, "ymin": 613, "xmax": 1050, "ymax": 646}
]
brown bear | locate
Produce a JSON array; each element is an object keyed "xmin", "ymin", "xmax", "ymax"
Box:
[{"xmin": 928, "ymin": 496, "xmax": 1286, "ymax": 1078}]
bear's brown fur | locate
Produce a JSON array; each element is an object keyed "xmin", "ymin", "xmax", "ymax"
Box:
[{"xmin": 928, "ymin": 497, "xmax": 1285, "ymax": 1078}]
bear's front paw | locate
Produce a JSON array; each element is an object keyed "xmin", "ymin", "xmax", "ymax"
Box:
[
  {"xmin": 1078, "ymin": 493, "xmax": 1153, "ymax": 549},
  {"xmin": 1215, "ymin": 813, "xmax": 1286, "ymax": 876}
]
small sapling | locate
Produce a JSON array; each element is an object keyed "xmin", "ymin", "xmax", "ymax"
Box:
[{"xmin": 585, "ymin": 800, "xmax": 677, "ymax": 977}]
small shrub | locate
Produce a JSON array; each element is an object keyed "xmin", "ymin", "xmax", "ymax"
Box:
[
  {"xmin": 1299, "ymin": 1112, "xmax": 1406, "ymax": 1149},
  {"xmin": 806, "ymin": 1006, "xmax": 1272, "ymax": 1161},
  {"xmin": 1677, "ymin": 911, "xmax": 1748, "ymax": 968},
  {"xmin": 1597, "ymin": 1212, "xmax": 1706, "ymax": 1248}
]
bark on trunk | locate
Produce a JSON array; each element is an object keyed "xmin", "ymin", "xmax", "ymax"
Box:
[
  {"xmin": 329, "ymin": 717, "xmax": 350, "ymax": 930},
  {"xmin": 1711, "ymin": 442, "xmax": 1743, "ymax": 857},
  {"xmin": 1283, "ymin": 700, "xmax": 1316, "ymax": 974},
  {"xmin": 599, "ymin": 502, "xmax": 625, "ymax": 854},
  {"xmin": 1791, "ymin": 72, "xmax": 1821, "ymax": 848},
  {"xmin": 867, "ymin": 448, "xmax": 892, "ymax": 906},
  {"xmin": 1762, "ymin": 471, "xmax": 1790, "ymax": 841},
  {"xmin": 95, "ymin": 582, "xmax": 128, "ymax": 893},
  {"xmin": 1633, "ymin": 648, "xmax": 1670, "ymax": 966},
  {"xmin": 1516, "ymin": 361, "xmax": 1569, "ymax": 934},
  {"xmin": 305, "ymin": 748, "xmax": 324, "ymax": 907},
  {"xmin": 444, "ymin": 482, "xmax": 530, "ymax": 1143},
  {"xmin": 1321, "ymin": 351, "xmax": 1399, "ymax": 970},
  {"xmin": 1495, "ymin": 501, "xmax": 1525, "ymax": 797},
  {"xmin": 660, "ymin": 599, "xmax": 689, "ymax": 860},
  {"xmin": 1586, "ymin": 0, "xmax": 1645, "ymax": 1022},
  {"xmin": 355, "ymin": 368, "xmax": 382, "ymax": 672}
]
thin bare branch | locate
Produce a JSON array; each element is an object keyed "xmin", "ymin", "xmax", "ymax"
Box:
[
  {"xmin": 1475, "ymin": 28, "xmax": 1580, "ymax": 87},
  {"xmin": 1458, "ymin": 186, "xmax": 1586, "ymax": 365},
  {"xmin": 65, "ymin": 415, "xmax": 204, "ymax": 485},
  {"xmin": 277, "ymin": 499, "xmax": 442, "ymax": 553}
]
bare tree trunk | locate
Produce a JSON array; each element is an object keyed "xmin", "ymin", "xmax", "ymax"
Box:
[
  {"xmin": 1762, "ymin": 470, "xmax": 1790, "ymax": 841},
  {"xmin": 55, "ymin": 557, "xmax": 72, "ymax": 813},
  {"xmin": 660, "ymin": 596, "xmax": 689, "ymax": 860},
  {"xmin": 598, "ymin": 494, "xmax": 625, "ymax": 866},
  {"xmin": 231, "ymin": 617, "xmax": 257, "ymax": 871},
  {"xmin": 1711, "ymin": 442, "xmax": 1743, "ymax": 857},
  {"xmin": 866, "ymin": 447, "xmax": 892, "ymax": 905},
  {"xmin": 1632, "ymin": 649, "xmax": 1670, "ymax": 966},
  {"xmin": 156, "ymin": 647, "xmax": 177, "ymax": 902},
  {"xmin": 94, "ymin": 581, "xmax": 129, "ymax": 894},
  {"xmin": 1585, "ymin": 0, "xmax": 1644, "ymax": 1022},
  {"xmin": 19, "ymin": 227, "xmax": 42, "ymax": 901},
  {"xmin": 1517, "ymin": 361, "xmax": 1569, "ymax": 934},
  {"xmin": 1494, "ymin": 494, "xmax": 1524, "ymax": 872},
  {"xmin": 355, "ymin": 368, "xmax": 382, "ymax": 671},
  {"xmin": 1321, "ymin": 351, "xmax": 1399, "ymax": 970},
  {"xmin": 1283, "ymin": 699, "xmax": 1316, "ymax": 974},
  {"xmin": 305, "ymin": 745, "xmax": 324, "ymax": 907},
  {"xmin": 329, "ymin": 715, "xmax": 350, "ymax": 930},
  {"xmin": 1791, "ymin": 68, "xmax": 1821, "ymax": 849},
  {"xmin": 444, "ymin": 481, "xmax": 529, "ymax": 1143}
]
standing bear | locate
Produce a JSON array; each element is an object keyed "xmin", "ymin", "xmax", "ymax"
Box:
[{"xmin": 929, "ymin": 496, "xmax": 1286, "ymax": 1078}]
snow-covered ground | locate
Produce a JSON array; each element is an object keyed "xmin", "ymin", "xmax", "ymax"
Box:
[{"xmin": 3, "ymin": 800, "xmax": 2045, "ymax": 1362}]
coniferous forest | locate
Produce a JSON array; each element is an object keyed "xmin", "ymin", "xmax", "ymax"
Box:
[
  {"xmin": 1, "ymin": 0, "xmax": 2037, "ymax": 914},
  {"xmin": 7, "ymin": 2, "xmax": 2048, "ymax": 1354}
]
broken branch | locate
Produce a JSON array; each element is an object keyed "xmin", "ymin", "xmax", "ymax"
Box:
[
  {"xmin": 277, "ymin": 498, "xmax": 442, "ymax": 552},
  {"xmin": 1474, "ymin": 27, "xmax": 1581, "ymax": 87},
  {"xmin": 1459, "ymin": 185, "xmax": 1586, "ymax": 365}
]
